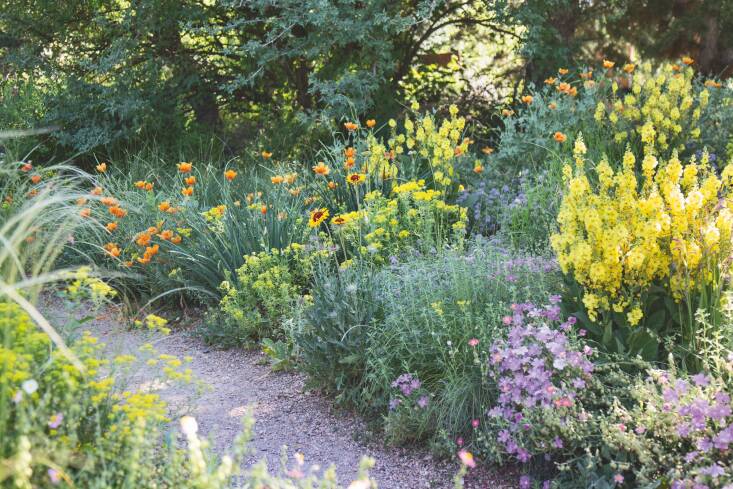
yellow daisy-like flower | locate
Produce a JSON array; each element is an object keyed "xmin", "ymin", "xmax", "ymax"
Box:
[
  {"xmin": 309, "ymin": 208, "xmax": 329, "ymax": 228},
  {"xmin": 346, "ymin": 173, "xmax": 366, "ymax": 185}
]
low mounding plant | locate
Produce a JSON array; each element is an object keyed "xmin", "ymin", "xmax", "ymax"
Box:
[{"xmin": 296, "ymin": 238, "xmax": 561, "ymax": 451}]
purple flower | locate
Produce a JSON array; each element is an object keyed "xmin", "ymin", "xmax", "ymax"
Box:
[
  {"xmin": 691, "ymin": 373, "xmax": 710, "ymax": 387},
  {"xmin": 48, "ymin": 413, "xmax": 63, "ymax": 429},
  {"xmin": 388, "ymin": 398, "xmax": 401, "ymax": 411},
  {"xmin": 417, "ymin": 395, "xmax": 429, "ymax": 409},
  {"xmin": 519, "ymin": 475, "xmax": 531, "ymax": 489}
]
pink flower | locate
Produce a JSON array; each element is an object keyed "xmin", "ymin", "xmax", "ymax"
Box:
[
  {"xmin": 618, "ymin": 423, "xmax": 626, "ymax": 432},
  {"xmin": 502, "ymin": 316, "xmax": 513, "ymax": 325},
  {"xmin": 471, "ymin": 419, "xmax": 480, "ymax": 429},
  {"xmin": 456, "ymin": 437, "xmax": 464, "ymax": 447},
  {"xmin": 468, "ymin": 338, "xmax": 479, "ymax": 347},
  {"xmin": 48, "ymin": 469, "xmax": 61, "ymax": 485},
  {"xmin": 458, "ymin": 450, "xmax": 476, "ymax": 468},
  {"xmin": 48, "ymin": 413, "xmax": 63, "ymax": 429},
  {"xmin": 613, "ymin": 473, "xmax": 624, "ymax": 484}
]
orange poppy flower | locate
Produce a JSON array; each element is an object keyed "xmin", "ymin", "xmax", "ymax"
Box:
[
  {"xmin": 521, "ymin": 95, "xmax": 533, "ymax": 104},
  {"xmin": 91, "ymin": 186, "xmax": 103, "ymax": 196},
  {"xmin": 501, "ymin": 109, "xmax": 514, "ymax": 117},
  {"xmin": 144, "ymin": 182, "xmax": 154, "ymax": 191},
  {"xmin": 137, "ymin": 256, "xmax": 150, "ymax": 265},
  {"xmin": 366, "ymin": 119, "xmax": 376, "ymax": 128},
  {"xmin": 346, "ymin": 173, "xmax": 366, "ymax": 185},
  {"xmin": 344, "ymin": 122, "xmax": 358, "ymax": 132},
  {"xmin": 158, "ymin": 229, "xmax": 174, "ymax": 241},
  {"xmin": 101, "ymin": 196, "xmax": 118, "ymax": 207},
  {"xmin": 345, "ymin": 147, "xmax": 356, "ymax": 158},
  {"xmin": 96, "ymin": 162, "xmax": 107, "ymax": 173},
  {"xmin": 76, "ymin": 197, "xmax": 88, "ymax": 206},
  {"xmin": 345, "ymin": 157, "xmax": 355, "ymax": 168},
  {"xmin": 21, "ymin": 163, "xmax": 33, "ymax": 172},
  {"xmin": 289, "ymin": 187, "xmax": 302, "ymax": 197},
  {"xmin": 27, "ymin": 189, "xmax": 38, "ymax": 198},
  {"xmin": 271, "ymin": 175, "xmax": 285, "ymax": 184},
  {"xmin": 285, "ymin": 173, "xmax": 297, "ymax": 184},
  {"xmin": 548, "ymin": 102, "xmax": 557, "ymax": 110},
  {"xmin": 671, "ymin": 64, "xmax": 681, "ymax": 72},
  {"xmin": 558, "ymin": 68, "xmax": 569, "ymax": 75},
  {"xmin": 224, "ymin": 170, "xmax": 237, "ymax": 181},
  {"xmin": 30, "ymin": 175, "xmax": 41, "ymax": 184},
  {"xmin": 184, "ymin": 176, "xmax": 197, "ymax": 186},
  {"xmin": 104, "ymin": 243, "xmax": 121, "ymax": 258},
  {"xmin": 262, "ymin": 151, "xmax": 273, "ymax": 159},
  {"xmin": 106, "ymin": 222, "xmax": 118, "ymax": 232},
  {"xmin": 328, "ymin": 181, "xmax": 337, "ymax": 190},
  {"xmin": 481, "ymin": 147, "xmax": 494, "ymax": 155},
  {"xmin": 134, "ymin": 180, "xmax": 146, "ymax": 189},
  {"xmin": 312, "ymin": 162, "xmax": 330, "ymax": 176},
  {"xmin": 158, "ymin": 201, "xmax": 171, "ymax": 212},
  {"xmin": 623, "ymin": 63, "xmax": 635, "ymax": 74},
  {"xmin": 554, "ymin": 131, "xmax": 567, "ymax": 143},
  {"xmin": 136, "ymin": 233, "xmax": 152, "ymax": 247},
  {"xmin": 177, "ymin": 162, "xmax": 193, "ymax": 173},
  {"xmin": 171, "ymin": 235, "xmax": 182, "ymax": 244},
  {"xmin": 260, "ymin": 205, "xmax": 267, "ymax": 215},
  {"xmin": 579, "ymin": 70, "xmax": 593, "ymax": 80},
  {"xmin": 473, "ymin": 164, "xmax": 484, "ymax": 174},
  {"xmin": 544, "ymin": 77, "xmax": 556, "ymax": 85},
  {"xmin": 80, "ymin": 208, "xmax": 91, "ymax": 218},
  {"xmin": 181, "ymin": 186, "xmax": 194, "ymax": 197},
  {"xmin": 454, "ymin": 146, "xmax": 464, "ymax": 156},
  {"xmin": 704, "ymin": 80, "xmax": 722, "ymax": 88},
  {"xmin": 602, "ymin": 59, "xmax": 614, "ymax": 69},
  {"xmin": 109, "ymin": 206, "xmax": 127, "ymax": 218},
  {"xmin": 682, "ymin": 56, "xmax": 694, "ymax": 66}
]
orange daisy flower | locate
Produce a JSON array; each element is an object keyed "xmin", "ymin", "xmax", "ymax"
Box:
[
  {"xmin": 106, "ymin": 222, "xmax": 118, "ymax": 232},
  {"xmin": 158, "ymin": 201, "xmax": 171, "ymax": 212},
  {"xmin": 312, "ymin": 162, "xmax": 330, "ymax": 176}
]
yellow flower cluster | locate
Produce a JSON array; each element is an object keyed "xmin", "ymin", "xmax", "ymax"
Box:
[
  {"xmin": 331, "ymin": 181, "xmax": 466, "ymax": 264},
  {"xmin": 551, "ymin": 137, "xmax": 733, "ymax": 325},
  {"xmin": 598, "ymin": 63, "xmax": 708, "ymax": 155}
]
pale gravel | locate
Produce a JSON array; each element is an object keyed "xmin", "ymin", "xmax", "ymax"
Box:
[{"xmin": 41, "ymin": 295, "xmax": 514, "ymax": 489}]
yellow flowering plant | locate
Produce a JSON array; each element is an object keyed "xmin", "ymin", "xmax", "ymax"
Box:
[{"xmin": 552, "ymin": 135, "xmax": 733, "ymax": 364}]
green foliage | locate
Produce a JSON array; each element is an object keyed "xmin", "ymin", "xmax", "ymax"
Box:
[
  {"xmin": 215, "ymin": 244, "xmax": 319, "ymax": 343},
  {"xmin": 296, "ymin": 239, "xmax": 561, "ymax": 450}
]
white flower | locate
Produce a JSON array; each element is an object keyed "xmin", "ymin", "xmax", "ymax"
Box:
[
  {"xmin": 348, "ymin": 480, "xmax": 371, "ymax": 489},
  {"xmin": 22, "ymin": 379, "xmax": 38, "ymax": 395},
  {"xmin": 180, "ymin": 415, "xmax": 198, "ymax": 436}
]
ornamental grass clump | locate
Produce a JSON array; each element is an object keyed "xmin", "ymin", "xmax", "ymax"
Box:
[{"xmin": 551, "ymin": 135, "xmax": 733, "ymax": 363}]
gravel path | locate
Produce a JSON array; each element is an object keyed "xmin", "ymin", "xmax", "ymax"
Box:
[{"xmin": 41, "ymin": 295, "xmax": 513, "ymax": 489}]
